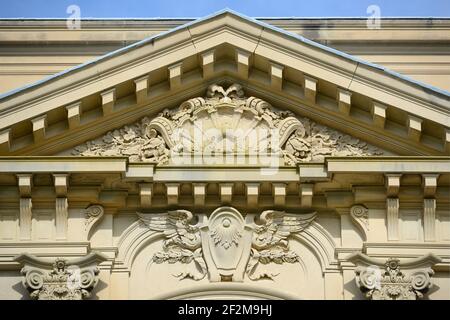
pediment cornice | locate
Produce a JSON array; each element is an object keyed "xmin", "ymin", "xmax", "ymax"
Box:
[{"xmin": 0, "ymin": 10, "xmax": 448, "ymax": 157}]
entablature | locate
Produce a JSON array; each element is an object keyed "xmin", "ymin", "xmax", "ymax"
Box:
[{"xmin": 0, "ymin": 156, "xmax": 448, "ymax": 212}]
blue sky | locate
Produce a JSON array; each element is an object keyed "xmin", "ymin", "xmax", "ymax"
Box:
[{"xmin": 0, "ymin": 0, "xmax": 449, "ymax": 18}]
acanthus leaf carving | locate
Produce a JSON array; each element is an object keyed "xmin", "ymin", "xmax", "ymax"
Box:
[
  {"xmin": 71, "ymin": 83, "xmax": 384, "ymax": 165},
  {"xmin": 348, "ymin": 253, "xmax": 441, "ymax": 300},
  {"xmin": 72, "ymin": 117, "xmax": 170, "ymax": 164},
  {"xmin": 14, "ymin": 253, "xmax": 106, "ymax": 300},
  {"xmin": 137, "ymin": 207, "xmax": 316, "ymax": 282}
]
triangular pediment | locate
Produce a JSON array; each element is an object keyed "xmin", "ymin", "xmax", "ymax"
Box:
[{"xmin": 0, "ymin": 9, "xmax": 448, "ymax": 158}]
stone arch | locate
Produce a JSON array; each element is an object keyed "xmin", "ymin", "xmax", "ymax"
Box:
[
  {"xmin": 115, "ymin": 220, "xmax": 160, "ymax": 270},
  {"xmin": 116, "ymin": 215, "xmax": 337, "ymax": 274},
  {"xmin": 153, "ymin": 283, "xmax": 299, "ymax": 300},
  {"xmin": 294, "ymin": 221, "xmax": 337, "ymax": 273},
  {"xmin": 115, "ymin": 211, "xmax": 337, "ymax": 299}
]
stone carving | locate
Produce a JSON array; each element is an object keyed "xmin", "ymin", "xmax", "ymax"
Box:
[
  {"xmin": 14, "ymin": 253, "xmax": 107, "ymax": 300},
  {"xmin": 247, "ymin": 210, "xmax": 316, "ymax": 280},
  {"xmin": 85, "ymin": 204, "xmax": 105, "ymax": 239},
  {"xmin": 348, "ymin": 253, "xmax": 441, "ymax": 300},
  {"xmin": 350, "ymin": 204, "xmax": 369, "ymax": 240},
  {"xmin": 71, "ymin": 83, "xmax": 383, "ymax": 165},
  {"xmin": 210, "ymin": 217, "xmax": 242, "ymax": 249},
  {"xmin": 72, "ymin": 118, "xmax": 170, "ymax": 164},
  {"xmin": 138, "ymin": 210, "xmax": 207, "ymax": 280},
  {"xmin": 201, "ymin": 207, "xmax": 252, "ymax": 282},
  {"xmin": 138, "ymin": 207, "xmax": 316, "ymax": 282}
]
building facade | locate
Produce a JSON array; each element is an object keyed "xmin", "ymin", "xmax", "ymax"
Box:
[{"xmin": 0, "ymin": 10, "xmax": 449, "ymax": 300}]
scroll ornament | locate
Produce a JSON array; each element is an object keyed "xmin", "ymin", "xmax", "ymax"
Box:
[
  {"xmin": 71, "ymin": 83, "xmax": 383, "ymax": 165},
  {"xmin": 352, "ymin": 255, "xmax": 440, "ymax": 300},
  {"xmin": 350, "ymin": 204, "xmax": 369, "ymax": 240},
  {"xmin": 84, "ymin": 204, "xmax": 105, "ymax": 239},
  {"xmin": 15, "ymin": 253, "xmax": 106, "ymax": 300}
]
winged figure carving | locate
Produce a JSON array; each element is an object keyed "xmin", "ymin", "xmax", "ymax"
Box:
[
  {"xmin": 137, "ymin": 210, "xmax": 207, "ymax": 280},
  {"xmin": 247, "ymin": 210, "xmax": 316, "ymax": 280}
]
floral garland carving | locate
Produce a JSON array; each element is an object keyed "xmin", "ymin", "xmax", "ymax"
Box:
[{"xmin": 71, "ymin": 83, "xmax": 383, "ymax": 165}]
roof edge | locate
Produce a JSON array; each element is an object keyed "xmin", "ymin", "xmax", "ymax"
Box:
[{"xmin": 0, "ymin": 8, "xmax": 449, "ymax": 102}]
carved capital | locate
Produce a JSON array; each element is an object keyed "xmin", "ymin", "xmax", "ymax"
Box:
[
  {"xmin": 348, "ymin": 253, "xmax": 441, "ymax": 300},
  {"xmin": 14, "ymin": 253, "xmax": 107, "ymax": 300},
  {"xmin": 85, "ymin": 204, "xmax": 105, "ymax": 239}
]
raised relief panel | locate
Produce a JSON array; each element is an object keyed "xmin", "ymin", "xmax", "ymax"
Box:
[
  {"xmin": 247, "ymin": 210, "xmax": 316, "ymax": 280},
  {"xmin": 71, "ymin": 83, "xmax": 384, "ymax": 165},
  {"xmin": 201, "ymin": 207, "xmax": 252, "ymax": 282},
  {"xmin": 422, "ymin": 174, "xmax": 438, "ymax": 242},
  {"xmin": 137, "ymin": 207, "xmax": 316, "ymax": 283},
  {"xmin": 17, "ymin": 174, "xmax": 32, "ymax": 240},
  {"xmin": 400, "ymin": 210, "xmax": 421, "ymax": 241},
  {"xmin": 438, "ymin": 212, "xmax": 450, "ymax": 241},
  {"xmin": 33, "ymin": 210, "xmax": 54, "ymax": 240},
  {"xmin": 0, "ymin": 211, "xmax": 17, "ymax": 240},
  {"xmin": 138, "ymin": 210, "xmax": 206, "ymax": 281}
]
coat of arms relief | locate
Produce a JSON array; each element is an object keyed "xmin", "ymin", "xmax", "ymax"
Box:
[
  {"xmin": 138, "ymin": 207, "xmax": 316, "ymax": 282},
  {"xmin": 71, "ymin": 83, "xmax": 383, "ymax": 164}
]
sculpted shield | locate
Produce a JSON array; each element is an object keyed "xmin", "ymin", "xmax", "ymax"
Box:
[
  {"xmin": 200, "ymin": 207, "xmax": 254, "ymax": 282},
  {"xmin": 138, "ymin": 207, "xmax": 318, "ymax": 283}
]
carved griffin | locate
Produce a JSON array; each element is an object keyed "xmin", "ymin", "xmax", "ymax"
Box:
[
  {"xmin": 247, "ymin": 210, "xmax": 317, "ymax": 280},
  {"xmin": 138, "ymin": 210, "xmax": 207, "ymax": 280}
]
